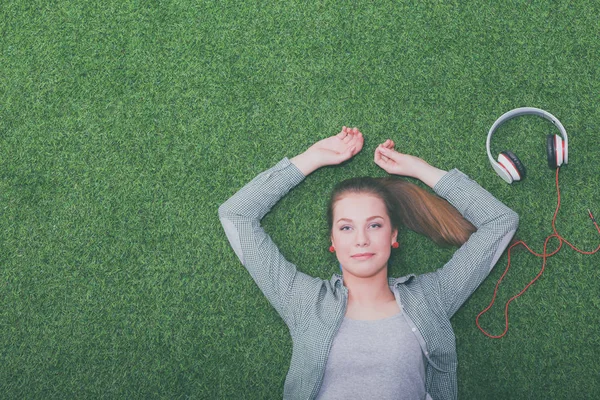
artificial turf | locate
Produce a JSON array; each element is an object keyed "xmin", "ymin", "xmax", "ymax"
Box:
[{"xmin": 2, "ymin": 0, "xmax": 600, "ymax": 398}]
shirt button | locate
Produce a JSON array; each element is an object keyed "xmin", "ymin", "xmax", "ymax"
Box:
[{"xmin": 412, "ymin": 327, "xmax": 417, "ymax": 332}]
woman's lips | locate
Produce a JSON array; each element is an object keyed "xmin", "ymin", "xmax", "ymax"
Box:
[{"xmin": 351, "ymin": 253, "xmax": 375, "ymax": 260}]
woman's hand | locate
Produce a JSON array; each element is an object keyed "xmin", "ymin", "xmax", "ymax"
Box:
[
  {"xmin": 292, "ymin": 127, "xmax": 364, "ymax": 176},
  {"xmin": 374, "ymin": 139, "xmax": 447, "ymax": 188}
]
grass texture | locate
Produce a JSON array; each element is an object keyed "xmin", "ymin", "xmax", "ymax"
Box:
[{"xmin": 2, "ymin": 0, "xmax": 600, "ymax": 398}]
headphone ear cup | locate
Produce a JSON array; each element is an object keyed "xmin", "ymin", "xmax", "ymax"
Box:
[
  {"xmin": 546, "ymin": 134, "xmax": 565, "ymax": 168},
  {"xmin": 498, "ymin": 150, "xmax": 526, "ymax": 181},
  {"xmin": 547, "ymin": 135, "xmax": 557, "ymax": 168}
]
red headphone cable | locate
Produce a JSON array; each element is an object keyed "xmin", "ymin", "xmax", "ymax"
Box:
[{"xmin": 476, "ymin": 167, "xmax": 600, "ymax": 339}]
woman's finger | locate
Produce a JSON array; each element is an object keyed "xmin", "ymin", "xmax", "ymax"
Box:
[
  {"xmin": 379, "ymin": 145, "xmax": 401, "ymax": 160},
  {"xmin": 348, "ymin": 130, "xmax": 363, "ymax": 148},
  {"xmin": 374, "ymin": 147, "xmax": 382, "ymax": 163},
  {"xmin": 382, "ymin": 139, "xmax": 395, "ymax": 150},
  {"xmin": 374, "ymin": 146, "xmax": 391, "ymax": 164}
]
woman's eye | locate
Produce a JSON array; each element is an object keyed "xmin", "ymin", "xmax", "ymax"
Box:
[
  {"xmin": 340, "ymin": 226, "xmax": 351, "ymax": 231},
  {"xmin": 370, "ymin": 223, "xmax": 382, "ymax": 229}
]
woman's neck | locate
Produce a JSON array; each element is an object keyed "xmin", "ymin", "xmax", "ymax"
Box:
[{"xmin": 343, "ymin": 267, "xmax": 395, "ymax": 308}]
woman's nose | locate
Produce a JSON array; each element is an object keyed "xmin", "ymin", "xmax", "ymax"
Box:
[{"xmin": 355, "ymin": 229, "xmax": 369, "ymax": 246}]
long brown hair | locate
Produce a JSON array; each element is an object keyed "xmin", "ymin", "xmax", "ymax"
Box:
[{"xmin": 327, "ymin": 176, "xmax": 475, "ymax": 247}]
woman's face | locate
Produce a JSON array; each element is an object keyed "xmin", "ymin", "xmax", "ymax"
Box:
[{"xmin": 330, "ymin": 193, "xmax": 398, "ymax": 277}]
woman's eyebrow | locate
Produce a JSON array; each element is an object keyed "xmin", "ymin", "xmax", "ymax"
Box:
[{"xmin": 336, "ymin": 216, "xmax": 385, "ymax": 223}]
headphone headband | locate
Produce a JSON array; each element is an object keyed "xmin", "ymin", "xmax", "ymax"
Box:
[{"xmin": 486, "ymin": 107, "xmax": 569, "ymax": 183}]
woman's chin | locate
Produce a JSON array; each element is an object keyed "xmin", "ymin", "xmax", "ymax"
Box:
[{"xmin": 342, "ymin": 262, "xmax": 388, "ymax": 278}]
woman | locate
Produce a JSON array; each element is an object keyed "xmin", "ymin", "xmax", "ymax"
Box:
[{"xmin": 218, "ymin": 127, "xmax": 518, "ymax": 400}]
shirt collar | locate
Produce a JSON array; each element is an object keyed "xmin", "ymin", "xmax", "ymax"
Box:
[{"xmin": 330, "ymin": 273, "xmax": 416, "ymax": 288}]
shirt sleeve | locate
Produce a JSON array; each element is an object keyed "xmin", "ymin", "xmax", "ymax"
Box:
[
  {"xmin": 428, "ymin": 169, "xmax": 519, "ymax": 318},
  {"xmin": 218, "ymin": 158, "xmax": 318, "ymax": 329}
]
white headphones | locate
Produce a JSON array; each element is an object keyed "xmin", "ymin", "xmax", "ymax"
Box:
[{"xmin": 486, "ymin": 107, "xmax": 569, "ymax": 183}]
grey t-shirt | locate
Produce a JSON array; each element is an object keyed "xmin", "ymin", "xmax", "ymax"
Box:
[{"xmin": 316, "ymin": 311, "xmax": 426, "ymax": 400}]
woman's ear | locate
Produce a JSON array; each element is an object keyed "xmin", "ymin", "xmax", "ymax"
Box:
[{"xmin": 391, "ymin": 229, "xmax": 398, "ymax": 245}]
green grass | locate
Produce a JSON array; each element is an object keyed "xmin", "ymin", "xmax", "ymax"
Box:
[{"xmin": 2, "ymin": 0, "xmax": 600, "ymax": 398}]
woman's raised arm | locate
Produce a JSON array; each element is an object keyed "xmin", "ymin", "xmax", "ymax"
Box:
[
  {"xmin": 218, "ymin": 127, "xmax": 363, "ymax": 327},
  {"xmin": 373, "ymin": 139, "xmax": 519, "ymax": 318}
]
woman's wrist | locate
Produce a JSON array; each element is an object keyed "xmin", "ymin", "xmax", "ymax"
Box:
[
  {"xmin": 413, "ymin": 164, "xmax": 448, "ymax": 188},
  {"xmin": 290, "ymin": 151, "xmax": 321, "ymax": 176}
]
